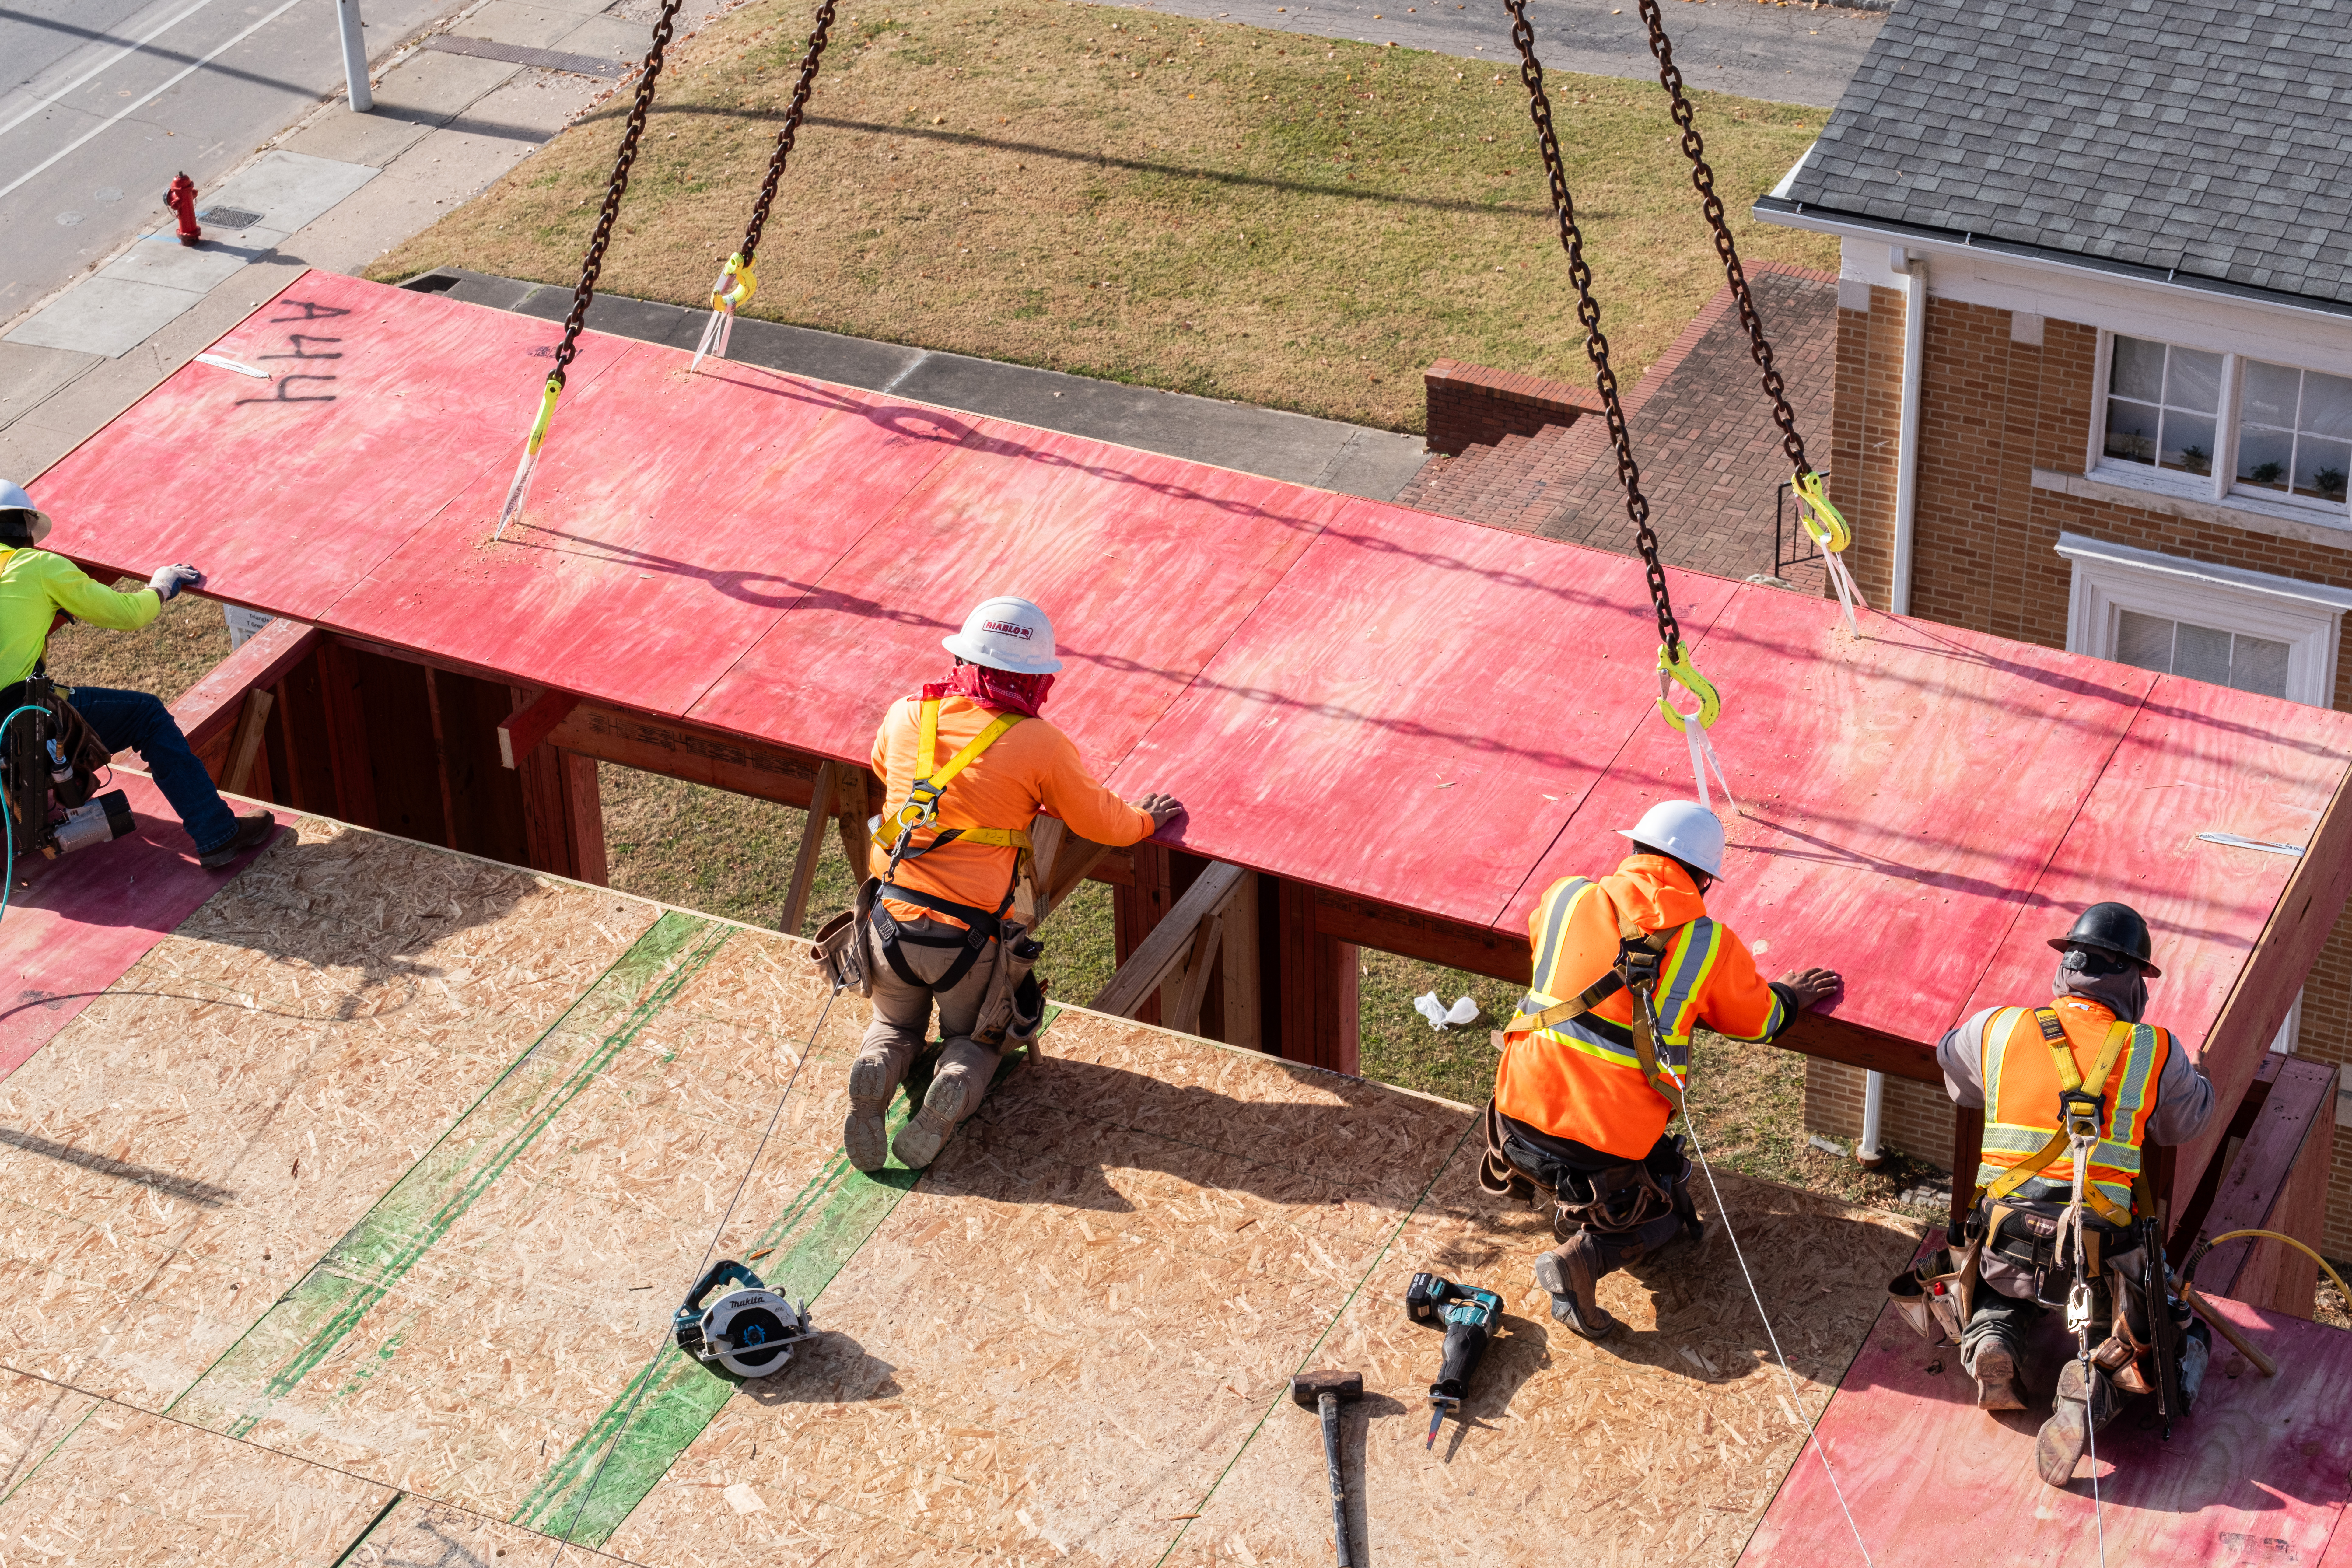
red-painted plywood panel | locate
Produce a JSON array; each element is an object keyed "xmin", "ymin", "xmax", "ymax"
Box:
[
  {"xmin": 328, "ymin": 354, "xmax": 969, "ymax": 719},
  {"xmin": 1114, "ymin": 499, "xmax": 1739, "ymax": 928},
  {"xmin": 1514, "ymin": 599, "xmax": 2153, "ymax": 1052},
  {"xmin": 1739, "ymin": 1288, "xmax": 2352, "ymax": 1567},
  {"xmin": 0, "ymin": 774, "xmax": 286, "ymax": 1081},
  {"xmin": 692, "ymin": 419, "xmax": 1341, "ymax": 772},
  {"xmin": 29, "ymin": 273, "xmax": 632, "ymax": 622},
  {"xmin": 1956, "ymin": 673, "xmax": 2352, "ymax": 1208}
]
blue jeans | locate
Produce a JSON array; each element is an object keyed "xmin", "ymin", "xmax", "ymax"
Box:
[{"xmin": 70, "ymin": 686, "xmax": 236, "ymax": 853}]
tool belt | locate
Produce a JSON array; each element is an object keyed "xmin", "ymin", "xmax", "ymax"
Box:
[{"xmin": 1478, "ymin": 1102, "xmax": 1686, "ymax": 1245}]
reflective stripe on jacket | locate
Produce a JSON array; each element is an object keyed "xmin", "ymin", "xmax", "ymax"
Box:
[
  {"xmin": 1493, "ymin": 856, "xmax": 1786, "ymax": 1160},
  {"xmin": 1974, "ymin": 998, "xmax": 2171, "ymax": 1215}
]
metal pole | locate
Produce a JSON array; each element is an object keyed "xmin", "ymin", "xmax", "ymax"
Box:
[{"xmin": 336, "ymin": 0, "xmax": 373, "ymax": 112}]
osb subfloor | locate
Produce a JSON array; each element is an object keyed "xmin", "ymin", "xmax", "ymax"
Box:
[{"xmin": 0, "ymin": 814, "xmax": 1934, "ymax": 1565}]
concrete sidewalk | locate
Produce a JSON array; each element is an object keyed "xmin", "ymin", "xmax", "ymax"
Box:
[
  {"xmin": 402, "ymin": 267, "xmax": 1428, "ymax": 499},
  {"xmin": 0, "ymin": 0, "xmax": 726, "ymax": 480}
]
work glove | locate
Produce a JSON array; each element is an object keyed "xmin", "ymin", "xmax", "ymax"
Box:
[{"xmin": 147, "ymin": 563, "xmax": 204, "ymax": 602}]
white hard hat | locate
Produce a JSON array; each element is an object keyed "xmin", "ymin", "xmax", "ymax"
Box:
[
  {"xmin": 1617, "ymin": 800, "xmax": 1727, "ymax": 879},
  {"xmin": 942, "ymin": 594, "xmax": 1062, "ymax": 674},
  {"xmin": 0, "ymin": 482, "xmax": 53, "ymax": 545}
]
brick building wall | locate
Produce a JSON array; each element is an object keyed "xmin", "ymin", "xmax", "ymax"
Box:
[{"xmin": 1818, "ymin": 287, "xmax": 2352, "ymax": 1260}]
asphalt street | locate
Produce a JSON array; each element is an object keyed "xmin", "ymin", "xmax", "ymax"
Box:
[
  {"xmin": 1114, "ymin": 0, "xmax": 1884, "ymax": 106},
  {"xmin": 0, "ymin": 0, "xmax": 457, "ymax": 326}
]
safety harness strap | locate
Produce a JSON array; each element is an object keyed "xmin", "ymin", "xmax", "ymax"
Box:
[
  {"xmin": 881, "ymin": 698, "xmax": 1031, "ymax": 870},
  {"xmin": 1978, "ymin": 1013, "xmax": 2136, "ymax": 1226},
  {"xmin": 1498, "ymin": 880, "xmax": 1687, "ymax": 1110}
]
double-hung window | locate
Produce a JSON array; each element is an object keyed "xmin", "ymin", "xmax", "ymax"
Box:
[{"xmin": 2095, "ymin": 334, "xmax": 2352, "ymax": 523}]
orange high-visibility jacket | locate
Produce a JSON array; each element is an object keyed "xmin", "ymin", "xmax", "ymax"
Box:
[
  {"xmin": 1494, "ymin": 856, "xmax": 1786, "ymax": 1160},
  {"xmin": 1972, "ymin": 997, "xmax": 2173, "ymax": 1217},
  {"xmin": 869, "ymin": 692, "xmax": 1154, "ymax": 926}
]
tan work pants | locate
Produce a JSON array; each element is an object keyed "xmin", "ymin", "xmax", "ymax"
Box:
[{"xmin": 856, "ymin": 915, "xmax": 1000, "ymax": 1122}]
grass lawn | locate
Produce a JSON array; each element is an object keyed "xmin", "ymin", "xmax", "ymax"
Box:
[{"xmin": 367, "ymin": 0, "xmax": 1832, "ymax": 432}]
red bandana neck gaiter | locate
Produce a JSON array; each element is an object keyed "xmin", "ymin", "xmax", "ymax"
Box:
[{"xmin": 938, "ymin": 662, "xmax": 1054, "ymax": 717}]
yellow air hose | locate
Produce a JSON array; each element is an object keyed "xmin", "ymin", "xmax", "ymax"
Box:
[{"xmin": 2180, "ymin": 1229, "xmax": 2352, "ymax": 1379}]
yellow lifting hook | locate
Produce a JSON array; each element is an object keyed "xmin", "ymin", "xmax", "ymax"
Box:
[{"xmin": 1655, "ymin": 642, "xmax": 1721, "ymax": 732}]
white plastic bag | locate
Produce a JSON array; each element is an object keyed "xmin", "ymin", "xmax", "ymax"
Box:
[{"xmin": 1413, "ymin": 993, "xmax": 1481, "ymax": 1031}]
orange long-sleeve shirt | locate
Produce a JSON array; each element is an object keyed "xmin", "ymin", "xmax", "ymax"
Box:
[{"xmin": 868, "ymin": 692, "xmax": 1155, "ymax": 925}]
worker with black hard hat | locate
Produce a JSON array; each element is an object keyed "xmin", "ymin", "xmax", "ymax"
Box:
[{"xmin": 1928, "ymin": 900, "xmax": 2214, "ymax": 1488}]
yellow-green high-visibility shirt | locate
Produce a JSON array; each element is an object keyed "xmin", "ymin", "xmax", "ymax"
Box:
[{"xmin": 0, "ymin": 549, "xmax": 161, "ymax": 685}]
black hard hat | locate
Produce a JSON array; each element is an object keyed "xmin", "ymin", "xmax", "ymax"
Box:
[{"xmin": 2047, "ymin": 901, "xmax": 2161, "ymax": 978}]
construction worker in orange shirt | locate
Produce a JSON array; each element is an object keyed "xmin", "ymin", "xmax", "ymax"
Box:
[
  {"xmin": 1480, "ymin": 800, "xmax": 1840, "ymax": 1340},
  {"xmin": 839, "ymin": 595, "xmax": 1180, "ymax": 1173},
  {"xmin": 1930, "ymin": 901, "xmax": 2214, "ymax": 1488}
]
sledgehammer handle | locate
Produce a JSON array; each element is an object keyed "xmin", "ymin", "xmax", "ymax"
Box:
[{"xmin": 1318, "ymin": 1391, "xmax": 1353, "ymax": 1567}]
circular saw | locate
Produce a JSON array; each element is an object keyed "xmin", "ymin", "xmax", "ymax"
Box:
[{"xmin": 673, "ymin": 1258, "xmax": 815, "ymax": 1379}]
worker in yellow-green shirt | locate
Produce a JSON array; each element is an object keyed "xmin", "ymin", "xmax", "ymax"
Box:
[{"xmin": 0, "ymin": 481, "xmax": 274, "ymax": 869}]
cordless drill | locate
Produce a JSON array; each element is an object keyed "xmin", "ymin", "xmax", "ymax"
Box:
[{"xmin": 1406, "ymin": 1272, "xmax": 1502, "ymax": 1448}]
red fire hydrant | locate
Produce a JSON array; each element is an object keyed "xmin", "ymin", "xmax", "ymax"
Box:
[{"xmin": 163, "ymin": 173, "xmax": 201, "ymax": 247}]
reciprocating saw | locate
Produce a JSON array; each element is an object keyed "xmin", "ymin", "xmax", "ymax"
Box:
[{"xmin": 1406, "ymin": 1272, "xmax": 1501, "ymax": 1449}]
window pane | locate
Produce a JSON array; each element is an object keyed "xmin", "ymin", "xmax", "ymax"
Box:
[
  {"xmin": 2238, "ymin": 425, "xmax": 2295, "ymax": 489},
  {"xmin": 2244, "ymin": 360, "xmax": 2302, "ymax": 428},
  {"xmin": 2115, "ymin": 609, "xmax": 2175, "ymax": 672},
  {"xmin": 2165, "ymin": 348, "xmax": 2223, "ymax": 415},
  {"xmin": 2231, "ymin": 634, "xmax": 2291, "ymax": 698},
  {"xmin": 2160, "ymin": 411, "xmax": 2217, "ymax": 475},
  {"xmin": 2303, "ymin": 371, "xmax": 2352, "ymax": 441},
  {"xmin": 2296, "ymin": 436, "xmax": 2351, "ymax": 502},
  {"xmin": 2174, "ymin": 622, "xmax": 2233, "ymax": 685},
  {"xmin": 2106, "ymin": 399, "xmax": 2158, "ymax": 465},
  {"xmin": 2111, "ymin": 336, "xmax": 2166, "ymax": 402}
]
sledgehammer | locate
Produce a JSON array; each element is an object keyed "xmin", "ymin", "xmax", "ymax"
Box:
[{"xmin": 1289, "ymin": 1369, "xmax": 1363, "ymax": 1566}]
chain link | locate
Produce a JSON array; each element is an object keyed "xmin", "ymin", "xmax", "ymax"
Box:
[
  {"xmin": 550, "ymin": 0, "xmax": 690, "ymax": 390},
  {"xmin": 1500, "ymin": 0, "xmax": 1681, "ymax": 660},
  {"xmin": 1634, "ymin": 0, "xmax": 1811, "ymax": 480},
  {"xmin": 737, "ymin": 0, "xmax": 840, "ymax": 268}
]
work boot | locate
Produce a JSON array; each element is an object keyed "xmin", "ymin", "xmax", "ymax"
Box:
[
  {"xmin": 1533, "ymin": 1233, "xmax": 1620, "ymax": 1341},
  {"xmin": 198, "ymin": 810, "xmax": 277, "ymax": 870},
  {"xmin": 1970, "ymin": 1343, "xmax": 2026, "ymax": 1412},
  {"xmin": 2035, "ymin": 1358, "xmax": 2122, "ymax": 1487},
  {"xmin": 892, "ymin": 1039, "xmax": 990, "ymax": 1169},
  {"xmin": 843, "ymin": 1051, "xmax": 895, "ymax": 1173}
]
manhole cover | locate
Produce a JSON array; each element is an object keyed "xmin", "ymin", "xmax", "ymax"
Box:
[{"xmin": 199, "ymin": 205, "xmax": 264, "ymax": 229}]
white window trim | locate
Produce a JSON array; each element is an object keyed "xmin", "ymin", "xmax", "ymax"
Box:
[
  {"xmin": 2055, "ymin": 530, "xmax": 2352, "ymax": 708},
  {"xmin": 2088, "ymin": 330, "xmax": 2352, "ymax": 531}
]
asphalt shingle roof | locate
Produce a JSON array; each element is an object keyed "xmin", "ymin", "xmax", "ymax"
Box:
[{"xmin": 1780, "ymin": 0, "xmax": 2352, "ymax": 309}]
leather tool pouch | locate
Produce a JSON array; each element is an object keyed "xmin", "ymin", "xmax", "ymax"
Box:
[
  {"xmin": 811, "ymin": 878, "xmax": 880, "ymax": 997},
  {"xmin": 1913, "ymin": 1243, "xmax": 1980, "ymax": 1345},
  {"xmin": 971, "ymin": 926, "xmax": 1042, "ymax": 1048}
]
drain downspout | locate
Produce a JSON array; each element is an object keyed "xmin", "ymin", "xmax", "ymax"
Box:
[{"xmin": 1856, "ymin": 250, "xmax": 1926, "ymax": 1175}]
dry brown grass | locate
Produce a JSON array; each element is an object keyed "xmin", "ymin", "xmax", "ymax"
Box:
[
  {"xmin": 46, "ymin": 585, "xmax": 234, "ymax": 703},
  {"xmin": 367, "ymin": 0, "xmax": 1832, "ymax": 430}
]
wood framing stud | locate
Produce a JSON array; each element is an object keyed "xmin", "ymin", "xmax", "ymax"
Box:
[
  {"xmin": 779, "ymin": 761, "xmax": 840, "ymax": 936},
  {"xmin": 499, "ymin": 688, "xmax": 580, "ymax": 770},
  {"xmin": 1095, "ymin": 860, "xmax": 1249, "ymax": 1021},
  {"xmin": 223, "ymin": 689, "xmax": 274, "ymax": 797}
]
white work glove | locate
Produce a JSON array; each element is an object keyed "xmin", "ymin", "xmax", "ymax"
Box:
[{"xmin": 147, "ymin": 563, "xmax": 203, "ymax": 602}]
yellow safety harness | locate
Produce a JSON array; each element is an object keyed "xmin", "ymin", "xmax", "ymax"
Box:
[
  {"xmin": 1975, "ymin": 1007, "xmax": 2139, "ymax": 1229},
  {"xmin": 874, "ymin": 696, "xmax": 1033, "ymax": 872},
  {"xmin": 1500, "ymin": 888, "xmax": 1688, "ymax": 1113}
]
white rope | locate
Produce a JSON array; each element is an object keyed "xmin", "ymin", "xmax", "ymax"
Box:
[
  {"xmin": 1681, "ymin": 714, "xmax": 1737, "ymax": 817},
  {"xmin": 688, "ymin": 301, "xmax": 735, "ymax": 374},
  {"xmin": 1820, "ymin": 545, "xmax": 1865, "ymax": 637},
  {"xmin": 1678, "ymin": 1090, "xmax": 1874, "ymax": 1566},
  {"xmin": 2060, "ymin": 1132, "xmax": 2109, "ymax": 1568}
]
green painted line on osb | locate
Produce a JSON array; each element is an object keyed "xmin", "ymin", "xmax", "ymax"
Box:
[
  {"xmin": 166, "ymin": 912, "xmax": 730, "ymax": 1439},
  {"xmin": 511, "ymin": 1020, "xmax": 1057, "ymax": 1548}
]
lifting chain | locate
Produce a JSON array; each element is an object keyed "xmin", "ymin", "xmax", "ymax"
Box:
[
  {"xmin": 550, "ymin": 0, "xmax": 689, "ymax": 391},
  {"xmin": 737, "ymin": 0, "xmax": 840, "ymax": 269},
  {"xmin": 495, "ymin": 0, "xmax": 686, "ymax": 537},
  {"xmin": 1633, "ymin": 0, "xmax": 1812, "ymax": 480},
  {"xmin": 1500, "ymin": 0, "xmax": 1681, "ymax": 661}
]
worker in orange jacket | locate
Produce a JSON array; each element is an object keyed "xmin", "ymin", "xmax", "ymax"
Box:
[
  {"xmin": 844, "ymin": 595, "xmax": 1180, "ymax": 1173},
  {"xmin": 1933, "ymin": 901, "xmax": 2214, "ymax": 1487},
  {"xmin": 1482, "ymin": 800, "xmax": 1839, "ymax": 1340}
]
